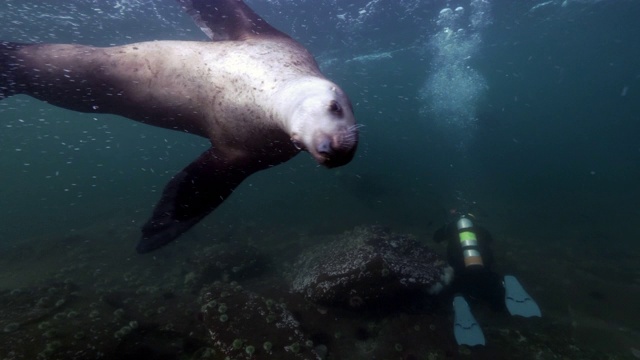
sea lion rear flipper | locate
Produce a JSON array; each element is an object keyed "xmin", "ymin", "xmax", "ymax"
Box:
[
  {"xmin": 138, "ymin": 148, "xmax": 248, "ymax": 254},
  {"xmin": 176, "ymin": 0, "xmax": 290, "ymax": 41}
]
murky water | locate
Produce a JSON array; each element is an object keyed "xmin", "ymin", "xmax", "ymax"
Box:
[{"xmin": 1, "ymin": 0, "xmax": 639, "ymax": 359}]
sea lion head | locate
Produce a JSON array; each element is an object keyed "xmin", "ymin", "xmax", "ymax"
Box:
[{"xmin": 287, "ymin": 79, "xmax": 358, "ymax": 168}]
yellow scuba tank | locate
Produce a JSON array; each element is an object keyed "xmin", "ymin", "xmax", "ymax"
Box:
[{"xmin": 456, "ymin": 216, "xmax": 484, "ymax": 268}]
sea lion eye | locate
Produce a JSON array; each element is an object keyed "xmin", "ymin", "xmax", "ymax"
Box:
[{"xmin": 328, "ymin": 100, "xmax": 342, "ymax": 115}]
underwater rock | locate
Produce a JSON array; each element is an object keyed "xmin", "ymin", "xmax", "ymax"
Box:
[
  {"xmin": 0, "ymin": 282, "xmax": 76, "ymax": 332},
  {"xmin": 291, "ymin": 226, "xmax": 453, "ymax": 308},
  {"xmin": 200, "ymin": 281, "xmax": 320, "ymax": 359},
  {"xmin": 1, "ymin": 279, "xmax": 209, "ymax": 360},
  {"xmin": 186, "ymin": 243, "xmax": 268, "ymax": 290}
]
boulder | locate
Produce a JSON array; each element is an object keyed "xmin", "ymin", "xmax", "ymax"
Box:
[{"xmin": 291, "ymin": 226, "xmax": 453, "ymax": 308}]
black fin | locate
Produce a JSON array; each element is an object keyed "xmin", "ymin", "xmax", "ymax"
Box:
[
  {"xmin": 176, "ymin": 0, "xmax": 290, "ymax": 41},
  {"xmin": 138, "ymin": 148, "xmax": 250, "ymax": 253},
  {"xmin": 0, "ymin": 42, "xmax": 26, "ymax": 100}
]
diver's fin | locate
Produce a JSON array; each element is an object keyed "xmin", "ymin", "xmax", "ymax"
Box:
[
  {"xmin": 176, "ymin": 0, "xmax": 290, "ymax": 41},
  {"xmin": 453, "ymin": 295, "xmax": 485, "ymax": 346},
  {"xmin": 137, "ymin": 148, "xmax": 250, "ymax": 253},
  {"xmin": 504, "ymin": 275, "xmax": 542, "ymax": 318}
]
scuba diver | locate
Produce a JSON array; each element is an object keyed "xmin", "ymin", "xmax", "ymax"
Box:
[{"xmin": 433, "ymin": 212, "xmax": 541, "ymax": 346}]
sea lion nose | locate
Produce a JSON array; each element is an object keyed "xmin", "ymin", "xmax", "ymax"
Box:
[
  {"xmin": 316, "ymin": 137, "xmax": 333, "ymax": 156},
  {"xmin": 315, "ymin": 134, "xmax": 357, "ymax": 168}
]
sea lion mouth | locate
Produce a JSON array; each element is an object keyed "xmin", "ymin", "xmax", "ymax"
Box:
[
  {"xmin": 315, "ymin": 146, "xmax": 357, "ymax": 168},
  {"xmin": 311, "ymin": 128, "xmax": 359, "ymax": 168},
  {"xmin": 291, "ymin": 125, "xmax": 359, "ymax": 168}
]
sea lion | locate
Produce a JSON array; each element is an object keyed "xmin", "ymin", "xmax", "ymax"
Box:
[{"xmin": 0, "ymin": 0, "xmax": 358, "ymax": 253}]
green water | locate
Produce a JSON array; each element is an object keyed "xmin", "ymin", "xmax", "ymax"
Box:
[{"xmin": 0, "ymin": 0, "xmax": 639, "ymax": 358}]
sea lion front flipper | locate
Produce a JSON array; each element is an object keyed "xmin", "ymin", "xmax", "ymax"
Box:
[
  {"xmin": 176, "ymin": 0, "xmax": 290, "ymax": 41},
  {"xmin": 137, "ymin": 148, "xmax": 249, "ymax": 254}
]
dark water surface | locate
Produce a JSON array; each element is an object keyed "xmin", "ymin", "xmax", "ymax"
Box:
[{"xmin": 1, "ymin": 0, "xmax": 639, "ymax": 359}]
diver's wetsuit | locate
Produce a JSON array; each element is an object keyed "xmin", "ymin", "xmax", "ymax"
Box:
[{"xmin": 434, "ymin": 221, "xmax": 506, "ymax": 311}]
